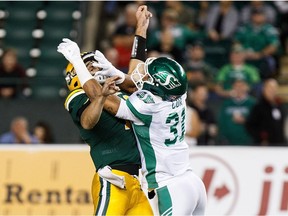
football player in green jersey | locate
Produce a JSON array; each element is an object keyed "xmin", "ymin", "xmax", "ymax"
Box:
[
  {"xmin": 58, "ymin": 5, "xmax": 206, "ymax": 215},
  {"xmin": 59, "ymin": 6, "xmax": 153, "ymax": 216}
]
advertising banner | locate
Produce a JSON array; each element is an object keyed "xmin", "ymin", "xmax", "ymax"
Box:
[
  {"xmin": 1, "ymin": 145, "xmax": 288, "ymax": 215},
  {"xmin": 0, "ymin": 145, "xmax": 94, "ymax": 215},
  {"xmin": 189, "ymin": 146, "xmax": 288, "ymax": 216}
]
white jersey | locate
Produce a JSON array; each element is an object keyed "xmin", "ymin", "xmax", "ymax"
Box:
[{"xmin": 116, "ymin": 90, "xmax": 191, "ymax": 189}]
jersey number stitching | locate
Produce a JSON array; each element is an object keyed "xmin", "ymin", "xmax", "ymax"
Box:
[{"xmin": 164, "ymin": 108, "xmax": 185, "ymax": 146}]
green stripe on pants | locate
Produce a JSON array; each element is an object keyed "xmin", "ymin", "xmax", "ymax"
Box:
[
  {"xmin": 95, "ymin": 178, "xmax": 111, "ymax": 215},
  {"xmin": 157, "ymin": 186, "xmax": 172, "ymax": 216}
]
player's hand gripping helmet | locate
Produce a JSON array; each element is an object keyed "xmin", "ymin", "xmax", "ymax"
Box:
[
  {"xmin": 131, "ymin": 57, "xmax": 188, "ymax": 101},
  {"xmin": 65, "ymin": 51, "xmax": 106, "ymax": 91}
]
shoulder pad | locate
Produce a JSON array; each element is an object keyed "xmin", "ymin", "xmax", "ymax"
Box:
[
  {"xmin": 135, "ymin": 90, "xmax": 155, "ymax": 104},
  {"xmin": 64, "ymin": 89, "xmax": 85, "ymax": 111}
]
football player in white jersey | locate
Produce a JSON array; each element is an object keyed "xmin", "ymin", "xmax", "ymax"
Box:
[
  {"xmin": 57, "ymin": 6, "xmax": 206, "ymax": 216},
  {"xmin": 103, "ymin": 56, "xmax": 207, "ymax": 216}
]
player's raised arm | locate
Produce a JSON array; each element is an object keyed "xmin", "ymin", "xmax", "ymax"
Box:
[
  {"xmin": 92, "ymin": 50, "xmax": 137, "ymax": 93},
  {"xmin": 80, "ymin": 76, "xmax": 120, "ymax": 129},
  {"xmin": 57, "ymin": 38, "xmax": 103, "ymax": 98},
  {"xmin": 92, "ymin": 5, "xmax": 152, "ymax": 93},
  {"xmin": 57, "ymin": 38, "xmax": 121, "ymax": 128},
  {"xmin": 128, "ymin": 5, "xmax": 152, "ymax": 75}
]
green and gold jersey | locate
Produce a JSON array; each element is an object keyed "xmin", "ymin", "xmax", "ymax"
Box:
[{"xmin": 64, "ymin": 89, "xmax": 141, "ymax": 171}]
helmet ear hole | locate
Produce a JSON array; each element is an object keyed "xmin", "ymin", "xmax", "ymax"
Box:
[{"xmin": 74, "ymin": 81, "xmax": 78, "ymax": 88}]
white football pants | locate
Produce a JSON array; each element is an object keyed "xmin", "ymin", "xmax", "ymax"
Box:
[{"xmin": 149, "ymin": 170, "xmax": 207, "ymax": 216}]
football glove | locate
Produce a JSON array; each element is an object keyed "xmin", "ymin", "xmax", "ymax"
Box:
[
  {"xmin": 58, "ymin": 38, "xmax": 93, "ymax": 86},
  {"xmin": 57, "ymin": 38, "xmax": 82, "ymax": 64},
  {"xmin": 92, "ymin": 50, "xmax": 125, "ymax": 85}
]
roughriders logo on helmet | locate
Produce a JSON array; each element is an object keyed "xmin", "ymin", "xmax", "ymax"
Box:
[{"xmin": 152, "ymin": 72, "xmax": 181, "ymax": 90}]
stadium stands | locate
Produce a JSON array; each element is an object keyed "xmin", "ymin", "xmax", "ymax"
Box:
[{"xmin": 0, "ymin": 1, "xmax": 82, "ymax": 98}]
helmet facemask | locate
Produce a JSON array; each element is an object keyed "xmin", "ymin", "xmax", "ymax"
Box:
[
  {"xmin": 65, "ymin": 67, "xmax": 76, "ymax": 86},
  {"xmin": 131, "ymin": 57, "xmax": 188, "ymax": 101},
  {"xmin": 65, "ymin": 64, "xmax": 80, "ymax": 91},
  {"xmin": 131, "ymin": 58, "xmax": 155, "ymax": 90}
]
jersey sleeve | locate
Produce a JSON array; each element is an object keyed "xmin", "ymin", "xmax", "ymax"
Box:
[
  {"xmin": 265, "ymin": 25, "xmax": 280, "ymax": 47},
  {"xmin": 216, "ymin": 65, "xmax": 229, "ymax": 83},
  {"xmin": 64, "ymin": 89, "xmax": 90, "ymax": 123},
  {"xmin": 116, "ymin": 90, "xmax": 154, "ymax": 125}
]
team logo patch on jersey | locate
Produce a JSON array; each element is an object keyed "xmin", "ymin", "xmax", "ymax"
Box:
[
  {"xmin": 152, "ymin": 72, "xmax": 181, "ymax": 90},
  {"xmin": 136, "ymin": 92, "xmax": 155, "ymax": 104}
]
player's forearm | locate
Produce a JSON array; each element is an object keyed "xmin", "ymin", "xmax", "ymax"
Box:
[
  {"xmin": 128, "ymin": 58, "xmax": 144, "ymax": 75},
  {"xmin": 135, "ymin": 27, "xmax": 147, "ymax": 39},
  {"xmin": 103, "ymin": 95, "xmax": 121, "ymax": 116},
  {"xmin": 118, "ymin": 74, "xmax": 138, "ymax": 93},
  {"xmin": 83, "ymin": 79, "xmax": 103, "ymax": 100},
  {"xmin": 81, "ymin": 97, "xmax": 106, "ymax": 129},
  {"xmin": 128, "ymin": 34, "xmax": 146, "ymax": 75},
  {"xmin": 81, "ymin": 80, "xmax": 107, "ymax": 129},
  {"xmin": 128, "ymin": 6, "xmax": 149, "ymax": 75}
]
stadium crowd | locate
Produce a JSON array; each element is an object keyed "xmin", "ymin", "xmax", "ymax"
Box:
[{"xmin": 0, "ymin": 1, "xmax": 288, "ymax": 146}]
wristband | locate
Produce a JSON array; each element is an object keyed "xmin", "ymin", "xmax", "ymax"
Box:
[
  {"xmin": 73, "ymin": 58, "xmax": 93, "ymax": 87},
  {"xmin": 131, "ymin": 35, "xmax": 146, "ymax": 61}
]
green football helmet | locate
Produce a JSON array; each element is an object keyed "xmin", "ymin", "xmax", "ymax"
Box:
[{"xmin": 131, "ymin": 57, "xmax": 188, "ymax": 101}]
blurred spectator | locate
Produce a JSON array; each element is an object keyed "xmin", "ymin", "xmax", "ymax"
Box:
[
  {"xmin": 195, "ymin": 1, "xmax": 211, "ymax": 31},
  {"xmin": 214, "ymin": 44, "xmax": 260, "ymax": 98},
  {"xmin": 103, "ymin": 46, "xmax": 119, "ymax": 68},
  {"xmin": 0, "ymin": 116, "xmax": 39, "ymax": 144},
  {"xmin": 33, "ymin": 121, "xmax": 54, "ymax": 144},
  {"xmin": 241, "ymin": 0, "xmax": 276, "ymax": 25},
  {"xmin": 111, "ymin": 3, "xmax": 137, "ymax": 72},
  {"xmin": 185, "ymin": 106, "xmax": 201, "ymax": 146},
  {"xmin": 147, "ymin": 50, "xmax": 160, "ymax": 58},
  {"xmin": 165, "ymin": 1, "xmax": 196, "ymax": 30},
  {"xmin": 234, "ymin": 7, "xmax": 280, "ymax": 79},
  {"xmin": 149, "ymin": 28, "xmax": 184, "ymax": 64},
  {"xmin": 0, "ymin": 49, "xmax": 27, "ymax": 99},
  {"xmin": 218, "ymin": 77, "xmax": 256, "ymax": 145},
  {"xmin": 184, "ymin": 41, "xmax": 217, "ymax": 89},
  {"xmin": 274, "ymin": 1, "xmax": 288, "ymax": 54},
  {"xmin": 187, "ymin": 82, "xmax": 218, "ymax": 145},
  {"xmin": 246, "ymin": 78, "xmax": 287, "ymax": 146},
  {"xmin": 205, "ymin": 1, "xmax": 239, "ymax": 41},
  {"xmin": 147, "ymin": 8, "xmax": 199, "ymax": 51}
]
